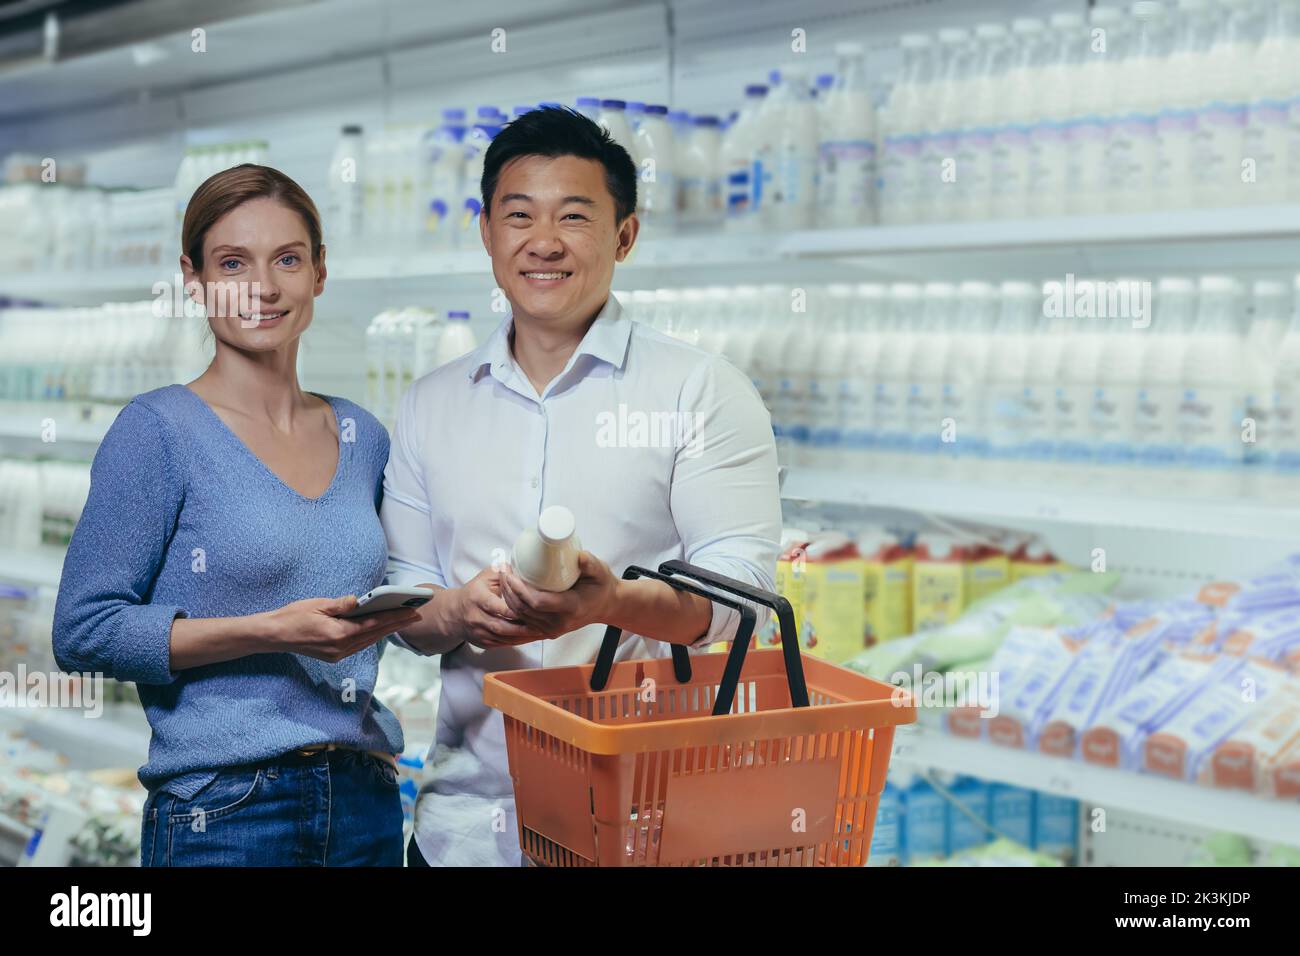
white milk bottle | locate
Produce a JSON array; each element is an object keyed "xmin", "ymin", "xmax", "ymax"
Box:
[
  {"xmin": 434, "ymin": 310, "xmax": 477, "ymax": 367},
  {"xmin": 993, "ymin": 19, "xmax": 1044, "ymax": 221},
  {"xmin": 634, "ymin": 105, "xmax": 676, "ymax": 231},
  {"xmin": 983, "ymin": 280, "xmax": 1037, "ymax": 479},
  {"xmin": 420, "ymin": 110, "xmax": 466, "ymax": 250},
  {"xmin": 1092, "ymin": 286, "xmax": 1147, "ymax": 486},
  {"xmin": 575, "ymin": 97, "xmax": 601, "ymax": 122},
  {"xmin": 962, "ymin": 23, "xmax": 1009, "ymax": 222},
  {"xmin": 1068, "ymin": 7, "xmax": 1124, "ymax": 214},
  {"xmin": 1030, "ymin": 13, "xmax": 1086, "ymax": 218},
  {"xmin": 457, "ymin": 122, "xmax": 497, "ymax": 247},
  {"xmin": 598, "ymin": 100, "xmax": 637, "ymax": 157},
  {"xmin": 1051, "ymin": 279, "xmax": 1103, "ymax": 480},
  {"xmin": 365, "ymin": 309, "xmax": 393, "ymax": 417},
  {"xmin": 679, "ymin": 115, "xmax": 722, "ymax": 225},
  {"xmin": 721, "ymin": 84, "xmax": 768, "ymax": 231},
  {"xmin": 512, "ymin": 505, "xmax": 582, "ymax": 591},
  {"xmin": 879, "ymin": 34, "xmax": 934, "ymax": 225},
  {"xmin": 840, "ymin": 283, "xmax": 886, "ymax": 470},
  {"xmin": 1285, "ymin": 3, "xmax": 1300, "ymax": 202},
  {"xmin": 748, "ymin": 284, "xmax": 788, "ymax": 442},
  {"xmin": 817, "ymin": 42, "xmax": 878, "ymax": 227},
  {"xmin": 760, "ymin": 66, "xmax": 819, "ymax": 231},
  {"xmin": 1158, "ymin": 0, "xmax": 1215, "ymax": 210},
  {"xmin": 1194, "ymin": 0, "xmax": 1257, "ymax": 206},
  {"xmin": 775, "ymin": 291, "xmax": 820, "ymax": 467},
  {"xmin": 906, "ymin": 282, "xmax": 955, "ymax": 473},
  {"xmin": 1109, "ymin": 3, "xmax": 1168, "ymax": 213},
  {"xmin": 807, "ymin": 284, "xmax": 854, "ymax": 467},
  {"xmin": 1181, "ymin": 275, "xmax": 1247, "ymax": 495},
  {"xmin": 943, "ymin": 281, "xmax": 997, "ymax": 478},
  {"xmin": 1242, "ymin": 279, "xmax": 1289, "ymax": 491},
  {"xmin": 871, "ymin": 283, "xmax": 920, "ymax": 470},
  {"xmin": 1135, "ymin": 277, "xmax": 1196, "ymax": 477},
  {"xmin": 328, "ymin": 125, "xmax": 365, "ymax": 252},
  {"xmin": 927, "ymin": 28, "xmax": 972, "ymax": 223},
  {"xmin": 1272, "ymin": 273, "xmax": 1300, "ymax": 500},
  {"xmin": 1245, "ymin": 0, "xmax": 1294, "ymax": 205}
]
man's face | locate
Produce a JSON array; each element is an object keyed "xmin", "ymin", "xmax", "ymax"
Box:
[{"xmin": 481, "ymin": 153, "xmax": 637, "ymax": 330}]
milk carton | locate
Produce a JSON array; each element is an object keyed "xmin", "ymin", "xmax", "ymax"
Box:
[
  {"xmin": 912, "ymin": 533, "xmax": 969, "ymax": 631},
  {"xmin": 801, "ymin": 532, "xmax": 867, "ymax": 663},
  {"xmin": 859, "ymin": 528, "xmax": 913, "ymax": 646}
]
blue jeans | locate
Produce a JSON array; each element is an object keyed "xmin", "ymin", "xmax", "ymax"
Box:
[{"xmin": 141, "ymin": 749, "xmax": 403, "ymax": 866}]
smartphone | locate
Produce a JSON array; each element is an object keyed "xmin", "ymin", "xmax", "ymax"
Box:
[{"xmin": 339, "ymin": 585, "xmax": 435, "ymax": 619}]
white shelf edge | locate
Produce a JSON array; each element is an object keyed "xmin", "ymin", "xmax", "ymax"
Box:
[
  {"xmin": 892, "ymin": 723, "xmax": 1300, "ymax": 849},
  {"xmin": 0, "ymin": 549, "xmax": 65, "ymax": 588},
  {"xmin": 781, "ymin": 467, "xmax": 1300, "ymax": 541}
]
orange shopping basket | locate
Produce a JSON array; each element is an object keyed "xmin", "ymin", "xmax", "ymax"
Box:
[{"xmin": 483, "ymin": 560, "xmax": 916, "ymax": 866}]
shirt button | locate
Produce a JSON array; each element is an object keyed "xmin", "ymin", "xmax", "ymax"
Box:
[{"xmin": 530, "ymin": 477, "xmax": 540, "ymax": 489}]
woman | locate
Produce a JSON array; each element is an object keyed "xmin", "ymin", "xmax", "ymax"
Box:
[{"xmin": 53, "ymin": 164, "xmax": 420, "ymax": 866}]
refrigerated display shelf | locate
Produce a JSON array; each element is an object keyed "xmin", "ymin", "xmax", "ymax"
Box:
[
  {"xmin": 891, "ymin": 722, "xmax": 1300, "ymax": 849},
  {"xmin": 0, "ymin": 704, "xmax": 150, "ymax": 772},
  {"xmin": 781, "ymin": 468, "xmax": 1300, "ymax": 541},
  {"xmin": 7, "ymin": 204, "xmax": 1300, "ymax": 300},
  {"xmin": 0, "ymin": 408, "xmax": 114, "ymax": 449},
  {"xmin": 0, "ymin": 810, "xmax": 33, "ymax": 865}
]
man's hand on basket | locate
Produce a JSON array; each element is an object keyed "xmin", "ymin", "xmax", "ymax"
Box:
[
  {"xmin": 453, "ymin": 566, "xmax": 553, "ymax": 649},
  {"xmin": 498, "ymin": 551, "xmax": 620, "ymax": 640}
]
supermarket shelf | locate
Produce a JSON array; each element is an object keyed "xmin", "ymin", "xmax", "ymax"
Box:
[
  {"xmin": 781, "ymin": 467, "xmax": 1300, "ymax": 541},
  {"xmin": 0, "ymin": 548, "xmax": 65, "ymax": 589},
  {"xmin": 0, "ymin": 404, "xmax": 116, "ymax": 451},
  {"xmin": 0, "ymin": 704, "xmax": 149, "ymax": 771},
  {"xmin": 9, "ymin": 205, "xmax": 1300, "ymax": 302},
  {"xmin": 891, "ymin": 723, "xmax": 1300, "ymax": 849}
]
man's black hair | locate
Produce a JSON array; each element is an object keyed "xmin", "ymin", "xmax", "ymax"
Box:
[{"xmin": 480, "ymin": 106, "xmax": 638, "ymax": 222}]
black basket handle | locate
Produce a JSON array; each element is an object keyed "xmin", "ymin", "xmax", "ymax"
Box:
[
  {"xmin": 589, "ymin": 565, "xmax": 756, "ymax": 716},
  {"xmin": 657, "ymin": 559, "xmax": 809, "ymax": 709}
]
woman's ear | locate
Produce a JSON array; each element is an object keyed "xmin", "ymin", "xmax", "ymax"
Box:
[
  {"xmin": 180, "ymin": 254, "xmax": 205, "ymax": 316},
  {"xmin": 314, "ymin": 244, "xmax": 328, "ymax": 297}
]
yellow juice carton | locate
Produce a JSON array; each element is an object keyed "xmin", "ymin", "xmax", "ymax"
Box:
[
  {"xmin": 746, "ymin": 528, "xmax": 811, "ymax": 653},
  {"xmin": 801, "ymin": 532, "xmax": 866, "ymax": 663},
  {"xmin": 966, "ymin": 544, "xmax": 1011, "ymax": 603},
  {"xmin": 858, "ymin": 529, "xmax": 913, "ymax": 645},
  {"xmin": 911, "ymin": 533, "xmax": 969, "ymax": 631},
  {"xmin": 1010, "ymin": 539, "xmax": 1068, "ymax": 581}
]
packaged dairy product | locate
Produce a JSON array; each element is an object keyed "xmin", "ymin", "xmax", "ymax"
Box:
[
  {"xmin": 1180, "ymin": 275, "xmax": 1247, "ymax": 489},
  {"xmin": 859, "ymin": 527, "xmax": 913, "ymax": 645},
  {"xmin": 457, "ymin": 123, "xmax": 498, "ymax": 246},
  {"xmin": 574, "ymin": 96, "xmax": 601, "ymax": 122},
  {"xmin": 1091, "ymin": 302, "xmax": 1144, "ymax": 474},
  {"xmin": 1051, "ymin": 279, "xmax": 1104, "ymax": 469},
  {"xmin": 947, "ymin": 777, "xmax": 992, "ymax": 855},
  {"xmin": 989, "ymin": 784, "xmax": 1035, "ymax": 847},
  {"xmin": 633, "ymin": 105, "xmax": 675, "ymax": 230},
  {"xmin": 1156, "ymin": 0, "xmax": 1213, "ymax": 210},
  {"xmin": 596, "ymin": 99, "xmax": 636, "ymax": 157},
  {"xmin": 1107, "ymin": 3, "xmax": 1168, "ymax": 212},
  {"xmin": 903, "ymin": 776, "xmax": 949, "ymax": 864},
  {"xmin": 912, "ymin": 533, "xmax": 969, "ymax": 631},
  {"xmin": 759, "ymin": 66, "xmax": 818, "ymax": 231},
  {"xmin": 1194, "ymin": 0, "xmax": 1258, "ymax": 206},
  {"xmin": 960, "ymin": 24, "xmax": 1009, "ymax": 223},
  {"xmin": 805, "ymin": 284, "xmax": 853, "ymax": 466},
  {"xmin": 1135, "ymin": 277, "xmax": 1196, "ymax": 470},
  {"xmin": 873, "ymin": 283, "xmax": 923, "ymax": 468},
  {"xmin": 879, "ymin": 34, "xmax": 934, "ymax": 225},
  {"xmin": 942, "ymin": 280, "xmax": 997, "ymax": 473},
  {"xmin": 1028, "ymin": 13, "xmax": 1085, "ymax": 218},
  {"xmin": 927, "ymin": 28, "xmax": 974, "ymax": 223},
  {"xmin": 992, "ymin": 19, "xmax": 1044, "ymax": 221},
  {"xmin": 907, "ymin": 282, "xmax": 955, "ymax": 466},
  {"xmin": 678, "ymin": 115, "xmax": 722, "ymax": 224},
  {"xmin": 838, "ymin": 283, "xmax": 886, "ymax": 469},
  {"xmin": 982, "ymin": 281, "xmax": 1037, "ymax": 472},
  {"xmin": 1033, "ymin": 794, "xmax": 1078, "ymax": 863},
  {"xmin": 419, "ymin": 110, "xmax": 465, "ymax": 250},
  {"xmin": 867, "ymin": 782, "xmax": 904, "ymax": 866},
  {"xmin": 801, "ymin": 531, "xmax": 867, "ymax": 663},
  {"xmin": 327, "ymin": 125, "xmax": 365, "ymax": 251},
  {"xmin": 433, "ymin": 310, "xmax": 476, "ymax": 368},
  {"xmin": 988, "ymin": 626, "xmax": 1084, "ymax": 750},
  {"xmin": 766, "ymin": 528, "xmax": 811, "ymax": 648},
  {"xmin": 1066, "ymin": 7, "xmax": 1124, "ymax": 214},
  {"xmin": 965, "ymin": 544, "xmax": 1011, "ymax": 604},
  {"xmin": 512, "ymin": 505, "xmax": 582, "ymax": 591},
  {"xmin": 817, "ymin": 42, "xmax": 877, "ymax": 227},
  {"xmin": 721, "ymin": 85, "xmax": 768, "ymax": 230},
  {"xmin": 1011, "ymin": 540, "xmax": 1066, "ymax": 581}
]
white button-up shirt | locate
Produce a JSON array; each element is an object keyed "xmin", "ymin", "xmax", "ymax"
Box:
[{"xmin": 381, "ymin": 295, "xmax": 781, "ymax": 866}]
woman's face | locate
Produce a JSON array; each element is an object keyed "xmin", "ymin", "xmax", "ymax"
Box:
[{"xmin": 183, "ymin": 196, "xmax": 326, "ymax": 353}]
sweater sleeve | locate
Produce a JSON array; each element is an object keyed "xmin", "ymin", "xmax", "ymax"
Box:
[{"xmin": 52, "ymin": 401, "xmax": 189, "ymax": 685}]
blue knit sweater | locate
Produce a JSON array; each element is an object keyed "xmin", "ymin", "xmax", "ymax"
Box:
[{"xmin": 52, "ymin": 385, "xmax": 404, "ymax": 798}]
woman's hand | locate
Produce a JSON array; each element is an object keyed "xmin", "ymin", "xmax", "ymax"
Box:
[{"xmin": 257, "ymin": 596, "xmax": 423, "ymax": 663}]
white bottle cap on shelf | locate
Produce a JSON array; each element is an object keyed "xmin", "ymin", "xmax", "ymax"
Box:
[
  {"xmin": 900, "ymin": 33, "xmax": 932, "ymax": 49},
  {"xmin": 976, "ymin": 23, "xmax": 1008, "ymax": 40},
  {"xmin": 1158, "ymin": 276, "xmax": 1197, "ymax": 294},
  {"xmin": 1050, "ymin": 11, "xmax": 1086, "ymax": 28},
  {"xmin": 537, "ymin": 505, "xmax": 576, "ymax": 544},
  {"xmin": 938, "ymin": 27, "xmax": 969, "ymax": 44}
]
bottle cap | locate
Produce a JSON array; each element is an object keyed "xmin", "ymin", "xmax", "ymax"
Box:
[{"xmin": 538, "ymin": 505, "xmax": 576, "ymax": 544}]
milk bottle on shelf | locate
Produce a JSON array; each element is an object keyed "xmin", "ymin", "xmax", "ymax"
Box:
[
  {"xmin": 1022, "ymin": 295, "xmax": 1060, "ymax": 482},
  {"xmin": 942, "ymin": 281, "xmax": 997, "ymax": 478},
  {"xmin": 634, "ymin": 105, "xmax": 676, "ymax": 231},
  {"xmin": 927, "ymin": 28, "xmax": 973, "ymax": 224},
  {"xmin": 1272, "ymin": 274, "xmax": 1300, "ymax": 500},
  {"xmin": 962, "ymin": 23, "xmax": 1009, "ymax": 223},
  {"xmin": 1029, "ymin": 13, "xmax": 1086, "ymax": 218},
  {"xmin": 840, "ymin": 283, "xmax": 886, "ymax": 470},
  {"xmin": 1242, "ymin": 279, "xmax": 1290, "ymax": 490},
  {"xmin": 420, "ymin": 110, "xmax": 466, "ymax": 250},
  {"xmin": 774, "ymin": 292, "xmax": 819, "ymax": 467},
  {"xmin": 982, "ymin": 280, "xmax": 1037, "ymax": 478},
  {"xmin": 817, "ymin": 42, "xmax": 878, "ymax": 228},
  {"xmin": 807, "ymin": 285, "xmax": 853, "ymax": 468},
  {"xmin": 435, "ymin": 310, "xmax": 477, "ymax": 368},
  {"xmin": 1158, "ymin": 0, "xmax": 1215, "ymax": 210},
  {"xmin": 992, "ymin": 19, "xmax": 1044, "ymax": 222},
  {"xmin": 1195, "ymin": 0, "xmax": 1259, "ymax": 206},
  {"xmin": 1135, "ymin": 278, "xmax": 1196, "ymax": 476},
  {"xmin": 874, "ymin": 283, "xmax": 922, "ymax": 470},
  {"xmin": 1108, "ymin": 3, "xmax": 1168, "ymax": 213},
  {"xmin": 1245, "ymin": 1, "xmax": 1294, "ymax": 205},
  {"xmin": 759, "ymin": 66, "xmax": 818, "ymax": 231},
  {"xmin": 1092, "ymin": 294, "xmax": 1145, "ymax": 485},
  {"xmin": 598, "ymin": 100, "xmax": 637, "ymax": 162},
  {"xmin": 1051, "ymin": 279, "xmax": 1103, "ymax": 477},
  {"xmin": 679, "ymin": 115, "xmax": 722, "ymax": 225},
  {"xmin": 458, "ymin": 122, "xmax": 498, "ymax": 247},
  {"xmin": 879, "ymin": 34, "xmax": 934, "ymax": 225},
  {"xmin": 1066, "ymin": 7, "xmax": 1124, "ymax": 215},
  {"xmin": 748, "ymin": 284, "xmax": 788, "ymax": 444},
  {"xmin": 1181, "ymin": 275, "xmax": 1247, "ymax": 494},
  {"xmin": 905, "ymin": 282, "xmax": 955, "ymax": 473},
  {"xmin": 721, "ymin": 84, "xmax": 768, "ymax": 231}
]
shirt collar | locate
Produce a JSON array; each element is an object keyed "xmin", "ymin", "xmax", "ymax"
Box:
[{"xmin": 466, "ymin": 295, "xmax": 633, "ymax": 385}]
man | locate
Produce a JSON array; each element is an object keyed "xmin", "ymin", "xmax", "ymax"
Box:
[{"xmin": 382, "ymin": 106, "xmax": 781, "ymax": 867}]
